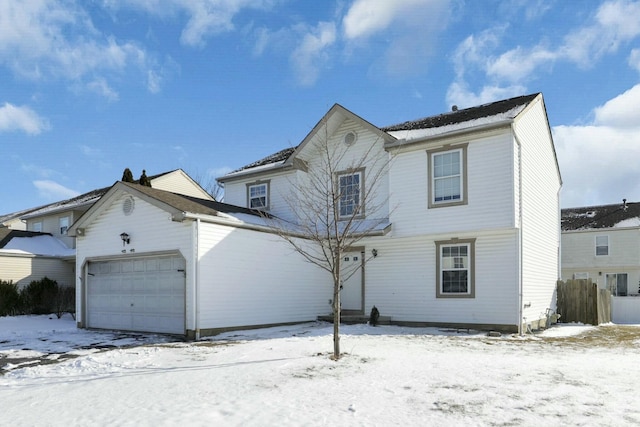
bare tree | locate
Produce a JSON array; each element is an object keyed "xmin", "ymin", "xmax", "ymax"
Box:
[
  {"xmin": 189, "ymin": 169, "xmax": 225, "ymax": 201},
  {"xmin": 268, "ymin": 125, "xmax": 391, "ymax": 360}
]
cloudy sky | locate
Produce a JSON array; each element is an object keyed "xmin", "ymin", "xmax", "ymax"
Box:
[{"xmin": 1, "ymin": 0, "xmax": 639, "ymax": 214}]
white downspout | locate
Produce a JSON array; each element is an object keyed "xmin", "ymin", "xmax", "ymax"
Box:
[
  {"xmin": 514, "ymin": 128, "xmax": 524, "ymax": 336},
  {"xmin": 194, "ymin": 218, "xmax": 201, "ymax": 340}
]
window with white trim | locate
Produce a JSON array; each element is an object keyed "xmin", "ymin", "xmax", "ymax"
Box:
[
  {"xmin": 595, "ymin": 235, "xmax": 608, "ymax": 256},
  {"xmin": 436, "ymin": 238, "xmax": 475, "ymax": 298},
  {"xmin": 428, "ymin": 145, "xmax": 468, "ymax": 208},
  {"xmin": 247, "ymin": 182, "xmax": 269, "ymax": 209},
  {"xmin": 59, "ymin": 216, "xmax": 69, "ymax": 235},
  {"xmin": 32, "ymin": 221, "xmax": 42, "ymax": 232},
  {"xmin": 338, "ymin": 170, "xmax": 363, "ymax": 218}
]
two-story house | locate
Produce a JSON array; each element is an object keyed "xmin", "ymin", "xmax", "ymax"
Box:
[
  {"xmin": 561, "ymin": 200, "xmax": 640, "ymax": 296},
  {"xmin": 68, "ymin": 93, "xmax": 561, "ymax": 337},
  {"xmin": 219, "ymin": 93, "xmax": 561, "ymax": 333}
]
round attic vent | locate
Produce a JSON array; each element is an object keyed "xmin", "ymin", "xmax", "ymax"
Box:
[
  {"xmin": 343, "ymin": 131, "xmax": 357, "ymax": 146},
  {"xmin": 122, "ymin": 196, "xmax": 135, "ymax": 216}
]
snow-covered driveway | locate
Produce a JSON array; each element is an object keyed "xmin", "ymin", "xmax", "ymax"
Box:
[{"xmin": 1, "ymin": 315, "xmax": 639, "ymax": 426}]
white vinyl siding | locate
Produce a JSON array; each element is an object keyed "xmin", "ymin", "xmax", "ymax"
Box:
[{"xmin": 0, "ymin": 254, "xmax": 74, "ymax": 289}]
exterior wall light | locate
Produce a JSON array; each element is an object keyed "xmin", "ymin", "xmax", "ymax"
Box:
[
  {"xmin": 372, "ymin": 249, "xmax": 378, "ymax": 258},
  {"xmin": 120, "ymin": 232, "xmax": 130, "ymax": 246}
]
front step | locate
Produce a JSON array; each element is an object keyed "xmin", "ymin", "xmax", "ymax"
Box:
[{"xmin": 318, "ymin": 314, "xmax": 391, "ymax": 325}]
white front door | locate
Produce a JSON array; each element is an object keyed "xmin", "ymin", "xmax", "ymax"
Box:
[
  {"xmin": 86, "ymin": 255, "xmax": 186, "ymax": 334},
  {"xmin": 340, "ymin": 250, "xmax": 363, "ymax": 312}
]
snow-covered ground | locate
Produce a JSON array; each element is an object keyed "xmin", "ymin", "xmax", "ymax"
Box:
[{"xmin": 1, "ymin": 315, "xmax": 640, "ymax": 426}]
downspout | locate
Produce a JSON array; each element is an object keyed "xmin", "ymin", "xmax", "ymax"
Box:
[
  {"xmin": 194, "ymin": 218, "xmax": 201, "ymax": 340},
  {"xmin": 514, "ymin": 127, "xmax": 524, "ymax": 336}
]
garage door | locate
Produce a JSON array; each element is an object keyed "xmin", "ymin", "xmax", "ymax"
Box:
[{"xmin": 86, "ymin": 255, "xmax": 186, "ymax": 334}]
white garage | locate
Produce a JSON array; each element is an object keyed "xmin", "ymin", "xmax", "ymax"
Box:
[
  {"xmin": 70, "ymin": 181, "xmax": 330, "ymax": 338},
  {"xmin": 86, "ymin": 254, "xmax": 186, "ymax": 334}
]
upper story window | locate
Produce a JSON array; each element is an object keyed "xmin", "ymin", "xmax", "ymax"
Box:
[
  {"xmin": 247, "ymin": 181, "xmax": 269, "ymax": 210},
  {"xmin": 59, "ymin": 216, "xmax": 70, "ymax": 235},
  {"xmin": 595, "ymin": 235, "xmax": 609, "ymax": 256},
  {"xmin": 428, "ymin": 144, "xmax": 468, "ymax": 209},
  {"xmin": 32, "ymin": 221, "xmax": 42, "ymax": 232},
  {"xmin": 436, "ymin": 238, "xmax": 475, "ymax": 298},
  {"xmin": 338, "ymin": 170, "xmax": 364, "ymax": 218}
]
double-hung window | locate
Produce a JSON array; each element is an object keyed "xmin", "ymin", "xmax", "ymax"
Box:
[
  {"xmin": 436, "ymin": 238, "xmax": 475, "ymax": 298},
  {"xmin": 247, "ymin": 181, "xmax": 269, "ymax": 209},
  {"xmin": 428, "ymin": 144, "xmax": 468, "ymax": 208},
  {"xmin": 338, "ymin": 170, "xmax": 363, "ymax": 218},
  {"xmin": 59, "ymin": 216, "xmax": 69, "ymax": 235},
  {"xmin": 595, "ymin": 235, "xmax": 608, "ymax": 256}
]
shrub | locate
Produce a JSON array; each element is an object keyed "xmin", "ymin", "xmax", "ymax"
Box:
[
  {"xmin": 53, "ymin": 286, "xmax": 76, "ymax": 319},
  {"xmin": 20, "ymin": 277, "xmax": 59, "ymax": 315},
  {"xmin": 0, "ymin": 280, "xmax": 20, "ymax": 316}
]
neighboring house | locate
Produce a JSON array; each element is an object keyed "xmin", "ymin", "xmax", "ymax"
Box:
[
  {"xmin": 0, "ymin": 169, "xmax": 212, "ymax": 290},
  {"xmin": 19, "ymin": 169, "xmax": 213, "ymax": 249},
  {"xmin": 68, "ymin": 182, "xmax": 329, "ymax": 336},
  {"xmin": 0, "ymin": 229, "xmax": 75, "ymax": 288},
  {"xmin": 218, "ymin": 93, "xmax": 561, "ymax": 334},
  {"xmin": 561, "ymin": 200, "xmax": 640, "ymax": 296}
]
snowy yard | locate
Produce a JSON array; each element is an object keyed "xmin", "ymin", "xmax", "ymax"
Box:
[{"xmin": 1, "ymin": 315, "xmax": 640, "ymax": 426}]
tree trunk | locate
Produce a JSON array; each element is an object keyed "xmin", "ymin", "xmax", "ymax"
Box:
[{"xmin": 333, "ymin": 280, "xmax": 340, "ymax": 359}]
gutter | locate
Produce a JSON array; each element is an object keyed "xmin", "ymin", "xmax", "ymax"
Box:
[
  {"xmin": 513, "ymin": 124, "xmax": 525, "ymax": 336},
  {"xmin": 193, "ymin": 218, "xmax": 200, "ymax": 340}
]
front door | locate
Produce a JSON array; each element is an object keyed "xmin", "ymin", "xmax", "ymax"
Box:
[{"xmin": 340, "ymin": 250, "xmax": 363, "ymax": 313}]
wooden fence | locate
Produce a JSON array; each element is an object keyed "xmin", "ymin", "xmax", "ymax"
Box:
[{"xmin": 556, "ymin": 279, "xmax": 611, "ymax": 325}]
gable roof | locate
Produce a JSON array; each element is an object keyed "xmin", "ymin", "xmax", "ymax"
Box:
[
  {"xmin": 561, "ymin": 200, "xmax": 640, "ymax": 231},
  {"xmin": 219, "ymin": 104, "xmax": 396, "ymax": 182},
  {"xmin": 219, "ymin": 95, "xmax": 542, "ymax": 182},
  {"xmin": 68, "ymin": 181, "xmax": 268, "ymax": 236},
  {"xmin": 7, "ymin": 169, "xmax": 195, "ymax": 221}
]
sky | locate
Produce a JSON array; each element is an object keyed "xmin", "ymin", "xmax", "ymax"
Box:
[
  {"xmin": 3, "ymin": 314, "xmax": 640, "ymax": 425},
  {"xmin": 1, "ymin": 0, "xmax": 640, "ymax": 214}
]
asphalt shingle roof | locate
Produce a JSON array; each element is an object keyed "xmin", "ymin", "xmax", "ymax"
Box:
[{"xmin": 561, "ymin": 200, "xmax": 640, "ymax": 231}]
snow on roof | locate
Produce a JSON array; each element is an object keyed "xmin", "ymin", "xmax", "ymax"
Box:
[
  {"xmin": 386, "ymin": 105, "xmax": 526, "ymax": 142},
  {"xmin": 562, "ymin": 201, "xmax": 640, "ymax": 231},
  {"xmin": 0, "ymin": 235, "xmax": 75, "ymax": 257}
]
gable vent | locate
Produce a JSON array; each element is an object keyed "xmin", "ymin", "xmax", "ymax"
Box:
[
  {"xmin": 344, "ymin": 131, "xmax": 357, "ymax": 146},
  {"xmin": 123, "ymin": 196, "xmax": 135, "ymax": 216}
]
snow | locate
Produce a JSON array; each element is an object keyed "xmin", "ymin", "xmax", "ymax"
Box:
[
  {"xmin": 614, "ymin": 217, "xmax": 640, "ymax": 228},
  {"xmin": 2, "ymin": 315, "xmax": 640, "ymax": 426},
  {"xmin": 387, "ymin": 105, "xmax": 526, "ymax": 142},
  {"xmin": 0, "ymin": 235, "xmax": 75, "ymax": 257}
]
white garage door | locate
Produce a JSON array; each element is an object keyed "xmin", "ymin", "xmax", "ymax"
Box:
[{"xmin": 86, "ymin": 255, "xmax": 186, "ymax": 334}]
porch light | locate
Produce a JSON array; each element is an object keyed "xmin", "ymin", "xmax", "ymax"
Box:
[
  {"xmin": 120, "ymin": 232, "xmax": 130, "ymax": 246},
  {"xmin": 372, "ymin": 249, "xmax": 378, "ymax": 258}
]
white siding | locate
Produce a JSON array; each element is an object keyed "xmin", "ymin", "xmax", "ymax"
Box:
[
  {"xmin": 515, "ymin": 98, "xmax": 561, "ymax": 326},
  {"xmin": 388, "ymin": 130, "xmax": 516, "ymax": 238},
  {"xmin": 151, "ymin": 170, "xmax": 213, "ymax": 200},
  {"xmin": 0, "ymin": 254, "xmax": 74, "ymax": 288},
  {"xmin": 562, "ymin": 228, "xmax": 640, "ymax": 295},
  {"xmin": 196, "ymin": 223, "xmax": 331, "ymax": 330},
  {"xmin": 75, "ymin": 193, "xmax": 194, "ymax": 328},
  {"xmin": 363, "ymin": 230, "xmax": 520, "ymax": 328}
]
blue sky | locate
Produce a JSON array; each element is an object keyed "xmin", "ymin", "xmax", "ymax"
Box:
[{"xmin": 1, "ymin": 0, "xmax": 640, "ymax": 214}]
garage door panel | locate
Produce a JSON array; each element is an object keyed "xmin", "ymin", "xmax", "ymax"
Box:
[{"xmin": 87, "ymin": 255, "xmax": 185, "ymax": 334}]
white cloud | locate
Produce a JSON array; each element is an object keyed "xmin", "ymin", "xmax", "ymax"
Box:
[
  {"xmin": 554, "ymin": 84, "xmax": 640, "ymax": 208},
  {"xmin": 87, "ymin": 78, "xmax": 119, "ymax": 101},
  {"xmin": 343, "ymin": 0, "xmax": 443, "ymax": 40},
  {"xmin": 0, "ymin": 103, "xmax": 49, "ymax": 135},
  {"xmin": 0, "ymin": 1, "xmax": 156, "ymax": 97},
  {"xmin": 560, "ymin": 0, "xmax": 640, "ymax": 67},
  {"xmin": 486, "ymin": 45, "xmax": 557, "ymax": 83},
  {"xmin": 290, "ymin": 22, "xmax": 337, "ymax": 86},
  {"xmin": 33, "ymin": 180, "xmax": 80, "ymax": 201},
  {"xmin": 445, "ymin": 82, "xmax": 526, "ymax": 110}
]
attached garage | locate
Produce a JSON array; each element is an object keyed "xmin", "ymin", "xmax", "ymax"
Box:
[
  {"xmin": 69, "ymin": 181, "xmax": 330, "ymax": 338},
  {"xmin": 86, "ymin": 254, "xmax": 186, "ymax": 334}
]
